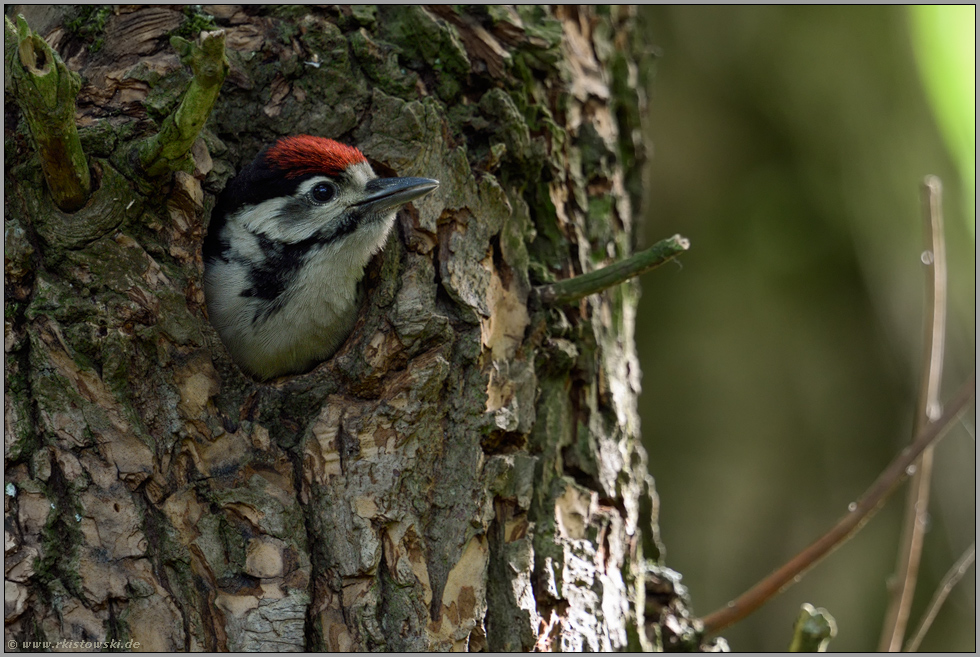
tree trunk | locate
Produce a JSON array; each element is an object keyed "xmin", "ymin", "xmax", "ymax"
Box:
[{"xmin": 5, "ymin": 5, "xmax": 699, "ymax": 651}]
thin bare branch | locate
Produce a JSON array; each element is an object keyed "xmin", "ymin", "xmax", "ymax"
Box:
[
  {"xmin": 532, "ymin": 234, "xmax": 690, "ymax": 308},
  {"xmin": 700, "ymin": 374, "xmax": 975, "ymax": 635},
  {"xmin": 879, "ymin": 176, "xmax": 948, "ymax": 651},
  {"xmin": 904, "ymin": 543, "xmax": 976, "ymax": 652}
]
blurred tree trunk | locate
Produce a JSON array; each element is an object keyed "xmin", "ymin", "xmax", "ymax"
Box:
[{"xmin": 4, "ymin": 5, "xmax": 698, "ymax": 651}]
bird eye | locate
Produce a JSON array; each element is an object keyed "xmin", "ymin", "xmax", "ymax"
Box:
[{"xmin": 310, "ymin": 182, "xmax": 335, "ymax": 204}]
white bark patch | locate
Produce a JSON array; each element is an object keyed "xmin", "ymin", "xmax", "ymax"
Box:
[
  {"xmin": 16, "ymin": 491, "xmax": 53, "ymax": 542},
  {"xmin": 117, "ymin": 581, "xmax": 186, "ymax": 651},
  {"xmin": 482, "ymin": 255, "xmax": 533, "ymax": 431},
  {"xmin": 223, "ymin": 22, "xmax": 265, "ymax": 52},
  {"xmin": 182, "ymin": 429, "xmax": 250, "ymax": 478},
  {"xmin": 342, "ymin": 578, "xmax": 374, "ymax": 608},
  {"xmin": 429, "ymin": 535, "xmax": 489, "ymax": 646},
  {"xmin": 319, "ymin": 597, "xmax": 357, "ymax": 651},
  {"xmin": 383, "ymin": 521, "xmax": 432, "ymax": 605},
  {"xmin": 220, "ymin": 590, "xmax": 309, "ymax": 652},
  {"xmin": 53, "ymin": 447, "xmax": 84, "ymax": 482},
  {"xmin": 4, "ymin": 581, "xmax": 29, "ymax": 620},
  {"xmin": 480, "ymin": 258, "xmax": 529, "ymax": 362},
  {"xmin": 307, "ymin": 401, "xmax": 345, "ymax": 483},
  {"xmin": 555, "ymin": 483, "xmax": 597, "ymax": 541},
  {"xmin": 161, "ymin": 489, "xmax": 206, "ymax": 539},
  {"xmin": 5, "ymin": 546, "xmax": 39, "ymax": 583},
  {"xmin": 561, "ymin": 10, "xmax": 610, "ymax": 104},
  {"xmin": 250, "ymin": 423, "xmax": 272, "ymax": 451},
  {"xmin": 549, "ymin": 181, "xmax": 574, "ymax": 239},
  {"xmin": 217, "ymin": 593, "xmax": 261, "ymax": 618},
  {"xmin": 223, "ymin": 502, "xmax": 267, "ymax": 532},
  {"xmin": 177, "ymin": 371, "xmax": 219, "ymax": 418},
  {"xmin": 245, "ymin": 537, "xmax": 286, "ymax": 579},
  {"xmin": 485, "ymin": 359, "xmax": 536, "ymax": 434},
  {"xmin": 352, "ymin": 496, "xmax": 379, "ymax": 519}
]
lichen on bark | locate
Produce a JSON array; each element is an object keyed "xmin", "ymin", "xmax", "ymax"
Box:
[{"xmin": 4, "ymin": 5, "xmax": 705, "ymax": 652}]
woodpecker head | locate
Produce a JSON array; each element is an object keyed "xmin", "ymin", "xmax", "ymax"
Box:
[{"xmin": 203, "ymin": 135, "xmax": 438, "ymax": 380}]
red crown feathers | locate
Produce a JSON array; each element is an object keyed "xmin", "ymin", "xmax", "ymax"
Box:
[{"xmin": 265, "ymin": 135, "xmax": 367, "ymax": 179}]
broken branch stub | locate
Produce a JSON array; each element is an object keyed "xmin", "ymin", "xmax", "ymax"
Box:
[
  {"xmin": 788, "ymin": 604, "xmax": 837, "ymax": 652},
  {"xmin": 532, "ymin": 234, "xmax": 691, "ymax": 308},
  {"xmin": 4, "ymin": 14, "xmax": 91, "ymax": 213},
  {"xmin": 138, "ymin": 29, "xmax": 229, "ymax": 178}
]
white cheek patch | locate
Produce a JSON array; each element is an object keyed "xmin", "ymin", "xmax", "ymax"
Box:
[
  {"xmin": 236, "ymin": 197, "xmax": 293, "ymax": 241},
  {"xmin": 225, "ymin": 220, "xmax": 264, "ymax": 264}
]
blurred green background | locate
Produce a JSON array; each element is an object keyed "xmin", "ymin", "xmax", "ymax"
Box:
[{"xmin": 635, "ymin": 6, "xmax": 975, "ymax": 652}]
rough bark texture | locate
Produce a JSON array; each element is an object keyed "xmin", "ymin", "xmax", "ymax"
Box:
[{"xmin": 5, "ymin": 5, "xmax": 701, "ymax": 651}]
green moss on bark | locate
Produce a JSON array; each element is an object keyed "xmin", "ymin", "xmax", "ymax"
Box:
[{"xmin": 5, "ymin": 14, "xmax": 91, "ymax": 212}]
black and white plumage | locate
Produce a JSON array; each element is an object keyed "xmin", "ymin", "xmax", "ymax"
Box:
[{"xmin": 203, "ymin": 135, "xmax": 438, "ymax": 380}]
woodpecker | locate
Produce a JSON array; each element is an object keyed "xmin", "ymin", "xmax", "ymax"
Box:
[{"xmin": 203, "ymin": 135, "xmax": 438, "ymax": 380}]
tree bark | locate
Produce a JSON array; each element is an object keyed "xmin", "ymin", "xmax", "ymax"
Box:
[{"xmin": 5, "ymin": 5, "xmax": 701, "ymax": 651}]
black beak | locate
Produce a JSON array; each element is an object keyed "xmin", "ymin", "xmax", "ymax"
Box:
[{"xmin": 356, "ymin": 177, "xmax": 439, "ymax": 213}]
